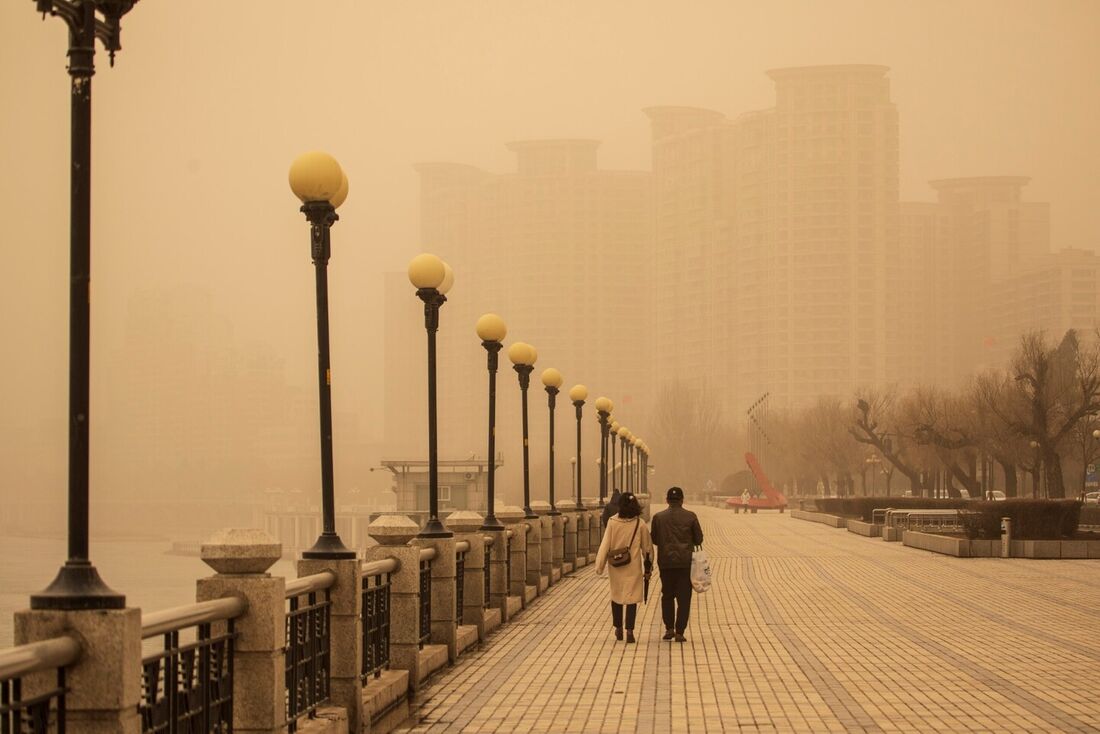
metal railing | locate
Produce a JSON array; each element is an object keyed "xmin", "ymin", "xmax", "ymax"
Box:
[
  {"xmin": 140, "ymin": 598, "xmax": 243, "ymax": 734},
  {"xmin": 285, "ymin": 571, "xmax": 335, "ymax": 732},
  {"xmin": 505, "ymin": 529, "xmax": 514, "ymax": 590},
  {"xmin": 361, "ymin": 558, "xmax": 398, "ymax": 680},
  {"xmin": 482, "ymin": 535, "xmax": 493, "ymax": 609},
  {"xmin": 0, "ymin": 636, "xmax": 80, "ymax": 734},
  {"xmin": 418, "ymin": 548, "xmax": 437, "ymax": 648},
  {"xmin": 454, "ymin": 541, "xmax": 469, "ymax": 623}
]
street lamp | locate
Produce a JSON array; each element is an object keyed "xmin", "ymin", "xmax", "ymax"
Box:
[
  {"xmin": 595, "ymin": 397, "xmax": 613, "ymax": 506},
  {"xmin": 476, "ymin": 313, "xmax": 507, "ymax": 530},
  {"xmin": 609, "ymin": 420, "xmax": 620, "ymax": 493},
  {"xmin": 570, "ymin": 456, "xmax": 577, "ymax": 499},
  {"xmin": 509, "ymin": 342, "xmax": 538, "ymax": 519},
  {"xmin": 289, "ymin": 151, "xmax": 355, "ymax": 560},
  {"xmin": 569, "ymin": 385, "xmax": 588, "ymax": 509},
  {"xmin": 541, "ymin": 368, "xmax": 564, "ymax": 516},
  {"xmin": 30, "ymin": 0, "xmax": 142, "ymax": 611},
  {"xmin": 618, "ymin": 427, "xmax": 631, "ymax": 493},
  {"xmin": 409, "ymin": 253, "xmax": 455, "ymax": 538},
  {"xmin": 633, "ymin": 437, "xmax": 642, "ymax": 493}
]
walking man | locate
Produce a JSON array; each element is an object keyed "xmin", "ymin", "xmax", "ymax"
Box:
[{"xmin": 650, "ymin": 486, "xmax": 703, "ymax": 642}]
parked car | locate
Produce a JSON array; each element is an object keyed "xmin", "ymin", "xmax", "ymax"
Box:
[
  {"xmin": 990, "ymin": 490, "xmax": 1006, "ymax": 501},
  {"xmin": 1084, "ymin": 491, "xmax": 1099, "ymax": 505}
]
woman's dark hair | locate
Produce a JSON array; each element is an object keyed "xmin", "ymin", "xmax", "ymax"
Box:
[{"xmin": 618, "ymin": 493, "xmax": 642, "ymax": 519}]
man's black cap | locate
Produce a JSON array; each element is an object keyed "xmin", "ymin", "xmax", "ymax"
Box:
[{"xmin": 667, "ymin": 486, "xmax": 684, "ymax": 502}]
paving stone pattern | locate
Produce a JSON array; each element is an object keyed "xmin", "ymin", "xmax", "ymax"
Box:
[{"xmin": 397, "ymin": 506, "xmax": 1100, "ymax": 733}]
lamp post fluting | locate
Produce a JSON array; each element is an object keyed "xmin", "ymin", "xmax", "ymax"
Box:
[
  {"xmin": 569, "ymin": 385, "xmax": 588, "ymax": 509},
  {"xmin": 476, "ymin": 314, "xmax": 507, "ymax": 530},
  {"xmin": 618, "ymin": 428, "xmax": 629, "ymax": 493},
  {"xmin": 609, "ymin": 421, "xmax": 620, "ymax": 493},
  {"xmin": 409, "ymin": 253, "xmax": 455, "ymax": 538},
  {"xmin": 31, "ymin": 0, "xmax": 141, "ymax": 611},
  {"xmin": 289, "ymin": 153, "xmax": 355, "ymax": 560},
  {"xmin": 542, "ymin": 368, "xmax": 564, "ymax": 516},
  {"xmin": 595, "ymin": 398, "xmax": 613, "ymax": 506},
  {"xmin": 633, "ymin": 438, "xmax": 642, "ymax": 493},
  {"xmin": 509, "ymin": 342, "xmax": 538, "ymax": 519}
]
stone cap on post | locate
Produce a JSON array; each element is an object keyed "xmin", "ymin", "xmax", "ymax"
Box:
[
  {"xmin": 446, "ymin": 511, "xmax": 484, "ymax": 534},
  {"xmin": 200, "ymin": 528, "xmax": 281, "ymax": 575},
  {"xmin": 496, "ymin": 506, "xmax": 526, "ymax": 525},
  {"xmin": 583, "ymin": 497, "xmax": 600, "ymax": 510},
  {"xmin": 529, "ymin": 500, "xmax": 552, "ymax": 515},
  {"xmin": 367, "ymin": 514, "xmax": 420, "ymax": 546},
  {"xmin": 555, "ymin": 499, "xmax": 578, "ymax": 513}
]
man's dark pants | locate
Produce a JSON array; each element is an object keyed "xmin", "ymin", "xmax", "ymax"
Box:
[{"xmin": 659, "ymin": 567, "xmax": 693, "ymax": 634}]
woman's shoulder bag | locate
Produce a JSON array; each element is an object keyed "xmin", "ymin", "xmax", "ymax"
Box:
[{"xmin": 608, "ymin": 518, "xmax": 640, "ymax": 568}]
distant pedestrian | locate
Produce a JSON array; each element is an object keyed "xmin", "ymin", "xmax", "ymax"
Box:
[
  {"xmin": 601, "ymin": 488, "xmax": 622, "ymax": 528},
  {"xmin": 651, "ymin": 486, "xmax": 704, "ymax": 642},
  {"xmin": 595, "ymin": 492, "xmax": 652, "ymax": 644},
  {"xmin": 740, "ymin": 488, "xmax": 751, "ymax": 514}
]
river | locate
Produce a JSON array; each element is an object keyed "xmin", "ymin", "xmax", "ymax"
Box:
[{"xmin": 0, "ymin": 535, "xmax": 296, "ymax": 648}]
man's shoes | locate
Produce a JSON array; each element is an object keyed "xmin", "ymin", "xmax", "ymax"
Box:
[
  {"xmin": 615, "ymin": 627, "xmax": 623, "ymax": 641},
  {"xmin": 674, "ymin": 633, "xmax": 687, "ymax": 643},
  {"xmin": 626, "ymin": 631, "xmax": 636, "ymax": 644},
  {"xmin": 662, "ymin": 628, "xmax": 676, "ymax": 641}
]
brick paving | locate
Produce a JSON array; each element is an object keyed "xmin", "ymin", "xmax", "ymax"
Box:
[{"xmin": 397, "ymin": 506, "xmax": 1100, "ymax": 733}]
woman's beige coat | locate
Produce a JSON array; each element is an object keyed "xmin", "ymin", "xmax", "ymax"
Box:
[{"xmin": 595, "ymin": 515, "xmax": 654, "ymax": 605}]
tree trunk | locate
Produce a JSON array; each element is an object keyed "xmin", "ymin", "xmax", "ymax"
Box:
[
  {"xmin": 1044, "ymin": 449, "xmax": 1066, "ymax": 498},
  {"xmin": 948, "ymin": 462, "xmax": 980, "ymax": 497},
  {"xmin": 997, "ymin": 459, "xmax": 1018, "ymax": 498}
]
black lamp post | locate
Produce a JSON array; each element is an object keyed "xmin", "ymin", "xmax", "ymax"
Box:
[
  {"xmin": 409, "ymin": 253, "xmax": 455, "ymax": 538},
  {"xmin": 541, "ymin": 369, "xmax": 564, "ymax": 516},
  {"xmin": 618, "ymin": 428, "xmax": 629, "ymax": 494},
  {"xmin": 508, "ymin": 342, "xmax": 538, "ymax": 520},
  {"xmin": 609, "ymin": 421, "xmax": 619, "ymax": 493},
  {"xmin": 287, "ymin": 153, "xmax": 355, "ymax": 561},
  {"xmin": 594, "ymin": 398, "xmax": 613, "ymax": 507},
  {"xmin": 31, "ymin": 0, "xmax": 140, "ymax": 610},
  {"xmin": 476, "ymin": 314, "xmax": 507, "ymax": 530},
  {"xmin": 568, "ymin": 385, "xmax": 587, "ymax": 509}
]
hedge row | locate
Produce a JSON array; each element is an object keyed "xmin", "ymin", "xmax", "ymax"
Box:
[
  {"xmin": 1079, "ymin": 505, "xmax": 1100, "ymax": 526},
  {"xmin": 811, "ymin": 496, "xmax": 1083, "ymax": 540}
]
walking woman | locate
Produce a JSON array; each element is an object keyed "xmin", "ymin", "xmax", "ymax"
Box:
[{"xmin": 595, "ymin": 492, "xmax": 653, "ymax": 643}]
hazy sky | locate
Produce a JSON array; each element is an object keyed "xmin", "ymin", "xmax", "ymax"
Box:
[{"xmin": 2, "ymin": 1, "xmax": 1098, "ymax": 503}]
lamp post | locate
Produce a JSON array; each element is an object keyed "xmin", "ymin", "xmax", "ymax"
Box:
[
  {"xmin": 594, "ymin": 398, "xmax": 613, "ymax": 506},
  {"xmin": 633, "ymin": 437, "xmax": 642, "ymax": 493},
  {"xmin": 569, "ymin": 385, "xmax": 588, "ymax": 509},
  {"xmin": 509, "ymin": 342, "xmax": 538, "ymax": 519},
  {"xmin": 541, "ymin": 368, "xmax": 564, "ymax": 516},
  {"xmin": 618, "ymin": 427, "xmax": 630, "ymax": 493},
  {"xmin": 30, "ymin": 0, "xmax": 141, "ymax": 611},
  {"xmin": 409, "ymin": 253, "xmax": 455, "ymax": 538},
  {"xmin": 609, "ymin": 420, "xmax": 620, "ymax": 493},
  {"xmin": 288, "ymin": 152, "xmax": 355, "ymax": 560},
  {"xmin": 570, "ymin": 456, "xmax": 577, "ymax": 499},
  {"xmin": 476, "ymin": 313, "xmax": 507, "ymax": 530}
]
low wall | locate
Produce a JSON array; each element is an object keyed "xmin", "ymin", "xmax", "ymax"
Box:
[
  {"xmin": 790, "ymin": 509, "xmax": 847, "ymax": 528},
  {"xmin": 846, "ymin": 519, "xmax": 881, "ymax": 538},
  {"xmin": 903, "ymin": 531, "xmax": 1100, "ymax": 558}
]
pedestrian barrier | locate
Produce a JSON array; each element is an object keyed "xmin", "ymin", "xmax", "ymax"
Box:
[{"xmin": 0, "ymin": 636, "xmax": 80, "ymax": 734}]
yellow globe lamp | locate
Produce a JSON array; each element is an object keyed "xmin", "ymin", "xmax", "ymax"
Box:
[
  {"xmin": 329, "ymin": 171, "xmax": 349, "ymax": 209},
  {"xmin": 476, "ymin": 313, "xmax": 507, "ymax": 343},
  {"xmin": 569, "ymin": 384, "xmax": 588, "ymax": 402},
  {"xmin": 408, "ymin": 253, "xmax": 446, "ymax": 290},
  {"xmin": 289, "ymin": 151, "xmax": 344, "ymax": 203},
  {"xmin": 595, "ymin": 396, "xmax": 613, "ymax": 413},
  {"xmin": 541, "ymin": 367, "xmax": 563, "ymax": 388}
]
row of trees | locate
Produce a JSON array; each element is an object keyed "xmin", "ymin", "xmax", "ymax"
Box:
[{"xmin": 776, "ymin": 331, "xmax": 1100, "ymax": 499}]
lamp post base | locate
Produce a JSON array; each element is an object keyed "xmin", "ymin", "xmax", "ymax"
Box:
[
  {"xmin": 523, "ymin": 507, "xmax": 538, "ymax": 520},
  {"xmin": 31, "ymin": 561, "xmax": 126, "ymax": 610},
  {"xmin": 480, "ymin": 513, "xmax": 505, "ymax": 531},
  {"xmin": 419, "ymin": 517, "xmax": 454, "ymax": 538},
  {"xmin": 301, "ymin": 533, "xmax": 357, "ymax": 560}
]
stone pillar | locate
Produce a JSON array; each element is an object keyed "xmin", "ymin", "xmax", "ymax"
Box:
[
  {"xmin": 551, "ymin": 511, "xmax": 565, "ymax": 576},
  {"xmin": 484, "ymin": 524, "xmax": 510, "ymax": 622},
  {"xmin": 574, "ymin": 509, "xmax": 589, "ymax": 567},
  {"xmin": 531, "ymin": 501, "xmax": 554, "ymax": 588},
  {"xmin": 557, "ymin": 499, "xmax": 577, "ymax": 567},
  {"xmin": 586, "ymin": 500, "xmax": 601, "ymax": 560},
  {"xmin": 523, "ymin": 513, "xmax": 542, "ymax": 590},
  {"xmin": 15, "ymin": 601, "xmax": 142, "ymax": 734},
  {"xmin": 445, "ymin": 511, "xmax": 486, "ymax": 638},
  {"xmin": 194, "ymin": 528, "xmax": 286, "ymax": 734},
  {"xmin": 364, "ymin": 516, "xmax": 424, "ymax": 692},
  {"xmin": 297, "ymin": 554, "xmax": 363, "ymax": 734},
  {"xmin": 637, "ymin": 493, "xmax": 651, "ymax": 522},
  {"xmin": 415, "ymin": 529, "xmax": 456, "ymax": 663},
  {"xmin": 497, "ymin": 506, "xmax": 527, "ymax": 601}
]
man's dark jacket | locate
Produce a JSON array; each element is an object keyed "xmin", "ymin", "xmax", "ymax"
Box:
[{"xmin": 650, "ymin": 504, "xmax": 703, "ymax": 569}]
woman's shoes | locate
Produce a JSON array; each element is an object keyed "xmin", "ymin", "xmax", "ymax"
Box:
[
  {"xmin": 626, "ymin": 631, "xmax": 636, "ymax": 644},
  {"xmin": 615, "ymin": 627, "xmax": 623, "ymax": 641},
  {"xmin": 662, "ymin": 628, "xmax": 675, "ymax": 641}
]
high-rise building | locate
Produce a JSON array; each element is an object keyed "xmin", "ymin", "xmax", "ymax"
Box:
[{"xmin": 648, "ymin": 65, "xmax": 900, "ymax": 414}]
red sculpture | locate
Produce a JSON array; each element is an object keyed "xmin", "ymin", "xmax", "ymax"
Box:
[{"xmin": 726, "ymin": 452, "xmax": 787, "ymax": 512}]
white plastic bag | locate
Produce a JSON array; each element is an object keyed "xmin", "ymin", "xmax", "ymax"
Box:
[{"xmin": 690, "ymin": 549, "xmax": 711, "ymax": 593}]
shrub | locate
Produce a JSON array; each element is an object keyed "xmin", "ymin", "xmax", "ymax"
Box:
[
  {"xmin": 815, "ymin": 496, "xmax": 969, "ymax": 522},
  {"xmin": 1080, "ymin": 505, "xmax": 1100, "ymax": 527},
  {"xmin": 961, "ymin": 500, "xmax": 1081, "ymax": 540}
]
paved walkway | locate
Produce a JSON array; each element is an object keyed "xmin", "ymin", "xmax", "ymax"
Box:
[{"xmin": 397, "ymin": 506, "xmax": 1100, "ymax": 733}]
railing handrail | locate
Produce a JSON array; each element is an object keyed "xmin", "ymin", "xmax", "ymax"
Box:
[
  {"xmin": 285, "ymin": 570, "xmax": 337, "ymax": 599},
  {"xmin": 0, "ymin": 636, "xmax": 80, "ymax": 681},
  {"xmin": 455, "ymin": 540, "xmax": 470, "ymax": 553},
  {"xmin": 419, "ymin": 547, "xmax": 437, "ymax": 562},
  {"xmin": 482, "ymin": 534, "xmax": 493, "ymax": 546},
  {"xmin": 505, "ymin": 529, "xmax": 514, "ymax": 538},
  {"xmin": 361, "ymin": 557, "xmax": 400, "ymax": 578},
  {"xmin": 142, "ymin": 597, "xmax": 247, "ymax": 639},
  {"xmin": 525, "ymin": 523, "xmax": 532, "ymax": 534}
]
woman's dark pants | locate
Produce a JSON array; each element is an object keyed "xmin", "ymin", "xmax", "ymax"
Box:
[{"xmin": 611, "ymin": 602, "xmax": 637, "ymax": 630}]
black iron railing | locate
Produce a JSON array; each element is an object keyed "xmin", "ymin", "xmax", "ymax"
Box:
[
  {"xmin": 505, "ymin": 530, "xmax": 514, "ymax": 590},
  {"xmin": 285, "ymin": 572, "xmax": 334, "ymax": 732},
  {"xmin": 0, "ymin": 637, "xmax": 80, "ymax": 734},
  {"xmin": 140, "ymin": 598, "xmax": 241, "ymax": 734},
  {"xmin": 483, "ymin": 536, "xmax": 493, "ymax": 609},
  {"xmin": 418, "ymin": 551, "xmax": 432, "ymax": 649},
  {"xmin": 361, "ymin": 558, "xmax": 397, "ymax": 680},
  {"xmin": 455, "ymin": 549, "xmax": 466, "ymax": 623}
]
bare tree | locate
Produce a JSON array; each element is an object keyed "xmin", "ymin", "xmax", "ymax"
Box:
[
  {"xmin": 651, "ymin": 380, "xmax": 727, "ymax": 497},
  {"xmin": 850, "ymin": 388, "xmax": 926, "ymax": 493}
]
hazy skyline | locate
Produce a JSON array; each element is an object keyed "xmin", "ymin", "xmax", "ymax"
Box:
[{"xmin": 2, "ymin": 1, "xmax": 1098, "ymax": 518}]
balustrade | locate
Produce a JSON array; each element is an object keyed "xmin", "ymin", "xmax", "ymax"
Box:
[
  {"xmin": 285, "ymin": 571, "xmax": 335, "ymax": 732},
  {"xmin": 0, "ymin": 636, "xmax": 80, "ymax": 734}
]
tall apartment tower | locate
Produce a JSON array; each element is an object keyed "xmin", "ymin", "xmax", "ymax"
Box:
[
  {"xmin": 387, "ymin": 141, "xmax": 653, "ymax": 504},
  {"xmin": 648, "ymin": 65, "xmax": 900, "ymax": 414}
]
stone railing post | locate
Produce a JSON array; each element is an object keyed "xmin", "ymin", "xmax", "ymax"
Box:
[
  {"xmin": 557, "ymin": 499, "xmax": 577, "ymax": 569},
  {"xmin": 497, "ymin": 506, "xmax": 528, "ymax": 603},
  {"xmin": 16, "ymin": 590, "xmax": 143, "ymax": 733},
  {"xmin": 574, "ymin": 509, "xmax": 589, "ymax": 568},
  {"xmin": 530, "ymin": 501, "xmax": 553, "ymax": 589},
  {"xmin": 637, "ymin": 492, "xmax": 651, "ymax": 522},
  {"xmin": 484, "ymin": 522, "xmax": 511, "ymax": 623},
  {"xmin": 195, "ymin": 528, "xmax": 286, "ymax": 734},
  {"xmin": 523, "ymin": 510, "xmax": 543, "ymax": 592},
  {"xmin": 298, "ymin": 553, "xmax": 363, "ymax": 732},
  {"xmin": 447, "ymin": 511, "xmax": 487, "ymax": 640},
  {"xmin": 551, "ymin": 507, "xmax": 565, "ymax": 579},
  {"xmin": 364, "ymin": 516, "xmax": 424, "ymax": 691},
  {"xmin": 415, "ymin": 529, "xmax": 456, "ymax": 663},
  {"xmin": 586, "ymin": 499, "xmax": 601, "ymax": 561}
]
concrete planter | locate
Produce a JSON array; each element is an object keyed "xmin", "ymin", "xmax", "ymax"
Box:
[
  {"xmin": 903, "ymin": 531, "xmax": 1100, "ymax": 558},
  {"xmin": 846, "ymin": 519, "xmax": 881, "ymax": 538},
  {"xmin": 790, "ymin": 509, "xmax": 847, "ymax": 528}
]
